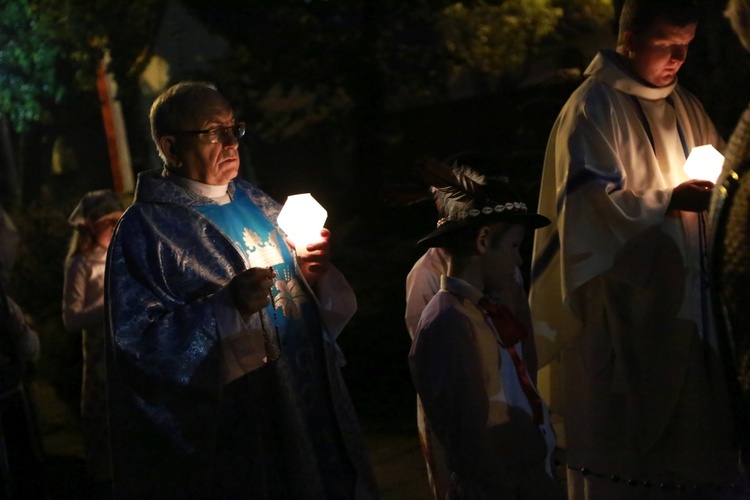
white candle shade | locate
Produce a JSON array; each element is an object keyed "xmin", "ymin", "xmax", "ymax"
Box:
[
  {"xmin": 683, "ymin": 144, "xmax": 724, "ymax": 183},
  {"xmin": 277, "ymin": 193, "xmax": 328, "ymax": 247}
]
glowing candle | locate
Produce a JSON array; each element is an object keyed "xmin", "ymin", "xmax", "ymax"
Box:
[
  {"xmin": 277, "ymin": 193, "xmax": 328, "ymax": 247},
  {"xmin": 683, "ymin": 145, "xmax": 724, "ymax": 183}
]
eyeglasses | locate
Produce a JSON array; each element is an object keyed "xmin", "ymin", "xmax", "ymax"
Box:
[{"xmin": 168, "ymin": 123, "xmax": 246, "ymax": 144}]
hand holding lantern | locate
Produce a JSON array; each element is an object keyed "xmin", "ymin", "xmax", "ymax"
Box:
[
  {"xmin": 667, "ymin": 145, "xmax": 724, "ymax": 213},
  {"xmin": 277, "ymin": 193, "xmax": 328, "ymax": 248},
  {"xmin": 683, "ymin": 145, "xmax": 724, "ymax": 183},
  {"xmin": 277, "ymin": 193, "xmax": 330, "ymax": 286}
]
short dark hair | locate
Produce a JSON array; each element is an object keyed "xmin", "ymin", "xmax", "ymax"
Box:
[
  {"xmin": 618, "ymin": 0, "xmax": 699, "ymax": 41},
  {"xmin": 149, "ymin": 81, "xmax": 218, "ymax": 145}
]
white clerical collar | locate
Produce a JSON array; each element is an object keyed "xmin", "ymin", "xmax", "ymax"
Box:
[
  {"xmin": 585, "ymin": 50, "xmax": 677, "ymax": 101},
  {"xmin": 165, "ymin": 169, "xmax": 231, "ymax": 205}
]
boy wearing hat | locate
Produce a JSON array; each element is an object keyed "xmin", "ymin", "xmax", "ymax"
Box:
[
  {"xmin": 408, "ymin": 161, "xmax": 559, "ymax": 499},
  {"xmin": 405, "ymin": 152, "xmax": 538, "ymax": 500}
]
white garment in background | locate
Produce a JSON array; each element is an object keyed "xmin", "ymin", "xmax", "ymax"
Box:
[{"xmin": 530, "ymin": 50, "xmax": 738, "ymax": 497}]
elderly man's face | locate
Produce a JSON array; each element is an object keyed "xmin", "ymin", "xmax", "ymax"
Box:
[
  {"xmin": 174, "ymin": 91, "xmax": 241, "ymax": 185},
  {"xmin": 624, "ymin": 19, "xmax": 697, "ymax": 88}
]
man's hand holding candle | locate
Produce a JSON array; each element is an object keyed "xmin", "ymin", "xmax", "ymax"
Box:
[{"xmin": 286, "ymin": 228, "xmax": 331, "ymax": 287}]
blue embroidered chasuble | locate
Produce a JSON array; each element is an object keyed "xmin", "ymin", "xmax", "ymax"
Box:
[{"xmin": 195, "ymin": 189, "xmax": 356, "ymax": 496}]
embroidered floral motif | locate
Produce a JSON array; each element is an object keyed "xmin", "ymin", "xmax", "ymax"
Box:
[{"xmin": 275, "ymin": 278, "xmax": 306, "ymax": 319}]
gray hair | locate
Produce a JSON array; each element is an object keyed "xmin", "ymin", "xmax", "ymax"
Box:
[{"xmin": 149, "ymin": 81, "xmax": 219, "ymax": 162}]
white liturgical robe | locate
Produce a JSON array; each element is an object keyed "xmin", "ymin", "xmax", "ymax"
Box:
[{"xmin": 529, "ymin": 50, "xmax": 739, "ymax": 495}]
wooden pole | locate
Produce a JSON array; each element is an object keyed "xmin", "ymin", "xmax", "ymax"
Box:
[{"xmin": 95, "ymin": 51, "xmax": 134, "ymax": 194}]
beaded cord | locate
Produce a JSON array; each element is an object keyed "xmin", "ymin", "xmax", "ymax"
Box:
[
  {"xmin": 260, "ymin": 293, "xmax": 282, "ymax": 363},
  {"xmin": 563, "ymin": 460, "xmax": 740, "ymax": 494}
]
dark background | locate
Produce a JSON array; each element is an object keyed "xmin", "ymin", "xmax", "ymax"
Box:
[{"xmin": 1, "ymin": 3, "xmax": 749, "ymax": 497}]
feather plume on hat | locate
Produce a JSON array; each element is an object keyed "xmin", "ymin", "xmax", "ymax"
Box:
[
  {"xmin": 416, "ymin": 156, "xmax": 510, "ymax": 216},
  {"xmin": 415, "ymin": 156, "xmax": 550, "ymax": 249}
]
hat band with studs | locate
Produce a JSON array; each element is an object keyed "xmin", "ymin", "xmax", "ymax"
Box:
[{"xmin": 436, "ymin": 202, "xmax": 528, "ymax": 227}]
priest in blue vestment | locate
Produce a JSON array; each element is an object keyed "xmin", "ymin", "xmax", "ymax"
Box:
[{"xmin": 104, "ymin": 81, "xmax": 378, "ymax": 499}]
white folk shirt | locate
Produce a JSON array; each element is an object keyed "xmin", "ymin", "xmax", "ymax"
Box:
[{"xmin": 410, "ymin": 276, "xmax": 555, "ymax": 494}]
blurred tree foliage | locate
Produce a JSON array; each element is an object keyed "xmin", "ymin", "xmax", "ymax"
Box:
[
  {"xmin": 555, "ymin": 0, "xmax": 614, "ymax": 31},
  {"xmin": 0, "ymin": 0, "xmax": 64, "ymax": 132},
  {"xmin": 0, "ymin": 0, "xmax": 164, "ymax": 133},
  {"xmin": 184, "ymin": 0, "xmax": 612, "ymax": 142},
  {"xmin": 0, "ymin": 0, "xmax": 164, "ymax": 213},
  {"xmin": 0, "ymin": 0, "xmax": 164, "ymax": 410},
  {"xmin": 439, "ymin": 1, "xmax": 562, "ymax": 82}
]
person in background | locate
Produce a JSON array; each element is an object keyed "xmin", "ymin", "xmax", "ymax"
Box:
[
  {"xmin": 530, "ymin": 0, "xmax": 743, "ymax": 496},
  {"xmin": 0, "ymin": 207, "xmax": 24, "ymax": 361},
  {"xmin": 709, "ymin": 0, "xmax": 750, "ymax": 473},
  {"xmin": 0, "ymin": 281, "xmax": 40, "ymax": 373},
  {"xmin": 409, "ymin": 159, "xmax": 559, "ymax": 499},
  {"xmin": 405, "ymin": 152, "xmax": 537, "ymax": 500},
  {"xmin": 104, "ymin": 81, "xmax": 377, "ymax": 498},
  {"xmin": 62, "ymin": 189, "xmax": 123, "ymax": 489},
  {"xmin": 0, "ymin": 206, "xmax": 42, "ymax": 498}
]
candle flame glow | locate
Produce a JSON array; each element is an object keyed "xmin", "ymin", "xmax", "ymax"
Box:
[
  {"xmin": 277, "ymin": 193, "xmax": 327, "ymax": 247},
  {"xmin": 683, "ymin": 145, "xmax": 724, "ymax": 183}
]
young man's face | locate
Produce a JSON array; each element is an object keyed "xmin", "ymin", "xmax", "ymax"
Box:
[
  {"xmin": 482, "ymin": 223, "xmax": 525, "ymax": 293},
  {"xmin": 623, "ymin": 18, "xmax": 697, "ymax": 88}
]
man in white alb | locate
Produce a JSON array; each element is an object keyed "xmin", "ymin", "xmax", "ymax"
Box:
[{"xmin": 529, "ymin": 0, "xmax": 743, "ymax": 497}]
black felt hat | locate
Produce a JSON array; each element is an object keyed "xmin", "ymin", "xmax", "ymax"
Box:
[{"xmin": 416, "ymin": 157, "xmax": 550, "ymax": 249}]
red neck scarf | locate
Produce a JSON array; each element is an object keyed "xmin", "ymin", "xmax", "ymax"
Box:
[{"xmin": 478, "ymin": 298, "xmax": 543, "ymax": 425}]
